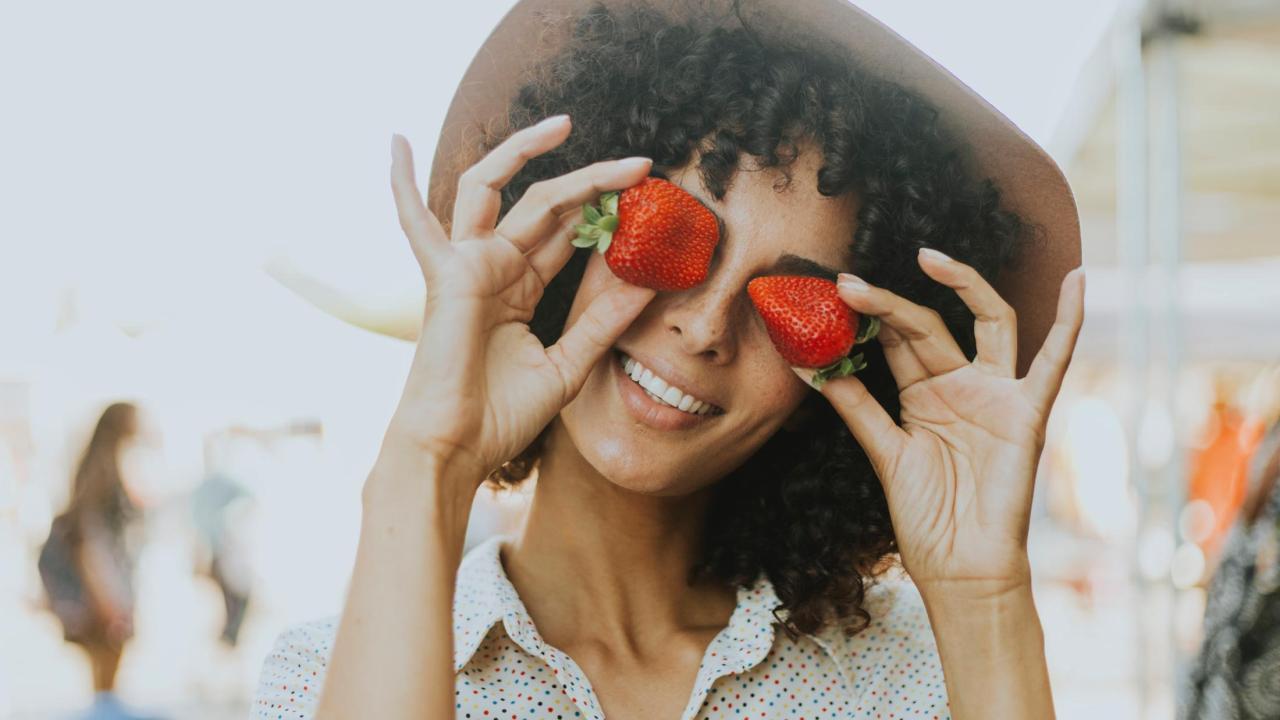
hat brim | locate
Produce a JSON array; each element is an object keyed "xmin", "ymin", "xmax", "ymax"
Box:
[{"xmin": 425, "ymin": 0, "xmax": 1080, "ymax": 377}]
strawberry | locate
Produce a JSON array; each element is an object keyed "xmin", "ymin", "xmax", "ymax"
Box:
[
  {"xmin": 747, "ymin": 275, "xmax": 880, "ymax": 387},
  {"xmin": 574, "ymin": 177, "xmax": 720, "ymax": 291}
]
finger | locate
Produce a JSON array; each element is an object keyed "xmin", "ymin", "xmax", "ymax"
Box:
[
  {"xmin": 1023, "ymin": 268, "xmax": 1085, "ymax": 413},
  {"xmin": 917, "ymin": 248, "xmax": 1017, "ymax": 377},
  {"xmin": 793, "ymin": 368, "xmax": 906, "ymax": 476},
  {"xmin": 877, "ymin": 324, "xmax": 930, "ymax": 390},
  {"xmin": 546, "ymin": 281, "xmax": 656, "ymax": 395},
  {"xmin": 836, "ymin": 274, "xmax": 967, "ymax": 377},
  {"xmin": 524, "ymin": 208, "xmax": 583, "ymax": 288},
  {"xmin": 391, "ymin": 134, "xmax": 448, "ymax": 268},
  {"xmin": 452, "ymin": 115, "xmax": 573, "ymax": 241},
  {"xmin": 496, "ymin": 156, "xmax": 653, "ymax": 252}
]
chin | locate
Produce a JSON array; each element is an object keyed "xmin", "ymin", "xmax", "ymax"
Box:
[
  {"xmin": 585, "ymin": 435, "xmax": 709, "ymax": 496},
  {"xmin": 560, "ymin": 409, "xmax": 718, "ymax": 498}
]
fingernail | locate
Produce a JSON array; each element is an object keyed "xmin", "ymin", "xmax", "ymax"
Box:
[
  {"xmin": 537, "ymin": 114, "xmax": 571, "ymax": 128},
  {"xmin": 919, "ymin": 247, "xmax": 952, "ymax": 263},
  {"xmin": 618, "ymin": 156, "xmax": 653, "ymax": 170},
  {"xmin": 837, "ymin": 273, "xmax": 869, "ymax": 293},
  {"xmin": 791, "ymin": 367, "xmax": 821, "ymax": 391}
]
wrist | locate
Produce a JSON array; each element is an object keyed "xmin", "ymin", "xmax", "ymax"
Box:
[
  {"xmin": 912, "ymin": 553, "xmax": 1033, "ymax": 608},
  {"xmin": 920, "ymin": 578, "xmax": 1037, "ymax": 621},
  {"xmin": 363, "ymin": 445, "xmax": 481, "ymax": 546},
  {"xmin": 918, "ymin": 575, "xmax": 1044, "ymax": 662}
]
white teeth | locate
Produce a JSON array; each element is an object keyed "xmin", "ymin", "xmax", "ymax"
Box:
[
  {"xmin": 647, "ymin": 375, "xmax": 669, "ymax": 397},
  {"xmin": 650, "ymin": 371, "xmax": 670, "ymax": 394},
  {"xmin": 662, "ymin": 386, "xmax": 683, "ymax": 406},
  {"xmin": 619, "ymin": 353, "xmax": 716, "ymax": 416}
]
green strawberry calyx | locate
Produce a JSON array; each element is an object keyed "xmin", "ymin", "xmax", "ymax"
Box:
[
  {"xmin": 572, "ymin": 191, "xmax": 621, "ymax": 254},
  {"xmin": 811, "ymin": 353, "xmax": 867, "ymax": 388},
  {"xmin": 855, "ymin": 315, "xmax": 880, "ymax": 344},
  {"xmin": 808, "ymin": 314, "xmax": 882, "ymax": 388}
]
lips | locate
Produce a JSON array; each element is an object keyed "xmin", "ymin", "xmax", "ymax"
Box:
[
  {"xmin": 619, "ymin": 352, "xmax": 715, "ymax": 415},
  {"xmin": 611, "ymin": 350, "xmax": 722, "ymax": 431}
]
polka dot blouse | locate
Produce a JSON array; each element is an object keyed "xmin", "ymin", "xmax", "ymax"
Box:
[{"xmin": 254, "ymin": 537, "xmax": 950, "ymax": 719}]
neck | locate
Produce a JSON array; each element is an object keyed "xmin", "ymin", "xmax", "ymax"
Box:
[{"xmin": 504, "ymin": 421, "xmax": 734, "ymax": 650}]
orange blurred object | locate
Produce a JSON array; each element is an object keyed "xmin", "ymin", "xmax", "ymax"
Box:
[{"xmin": 1187, "ymin": 402, "xmax": 1265, "ymax": 559}]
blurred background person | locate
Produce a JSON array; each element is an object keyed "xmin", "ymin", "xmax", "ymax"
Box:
[
  {"xmin": 1183, "ymin": 416, "xmax": 1280, "ymax": 718},
  {"xmin": 37, "ymin": 402, "xmax": 164, "ymax": 720},
  {"xmin": 191, "ymin": 429, "xmax": 254, "ymax": 651}
]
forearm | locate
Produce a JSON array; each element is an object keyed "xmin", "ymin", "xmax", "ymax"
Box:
[
  {"xmin": 920, "ymin": 581, "xmax": 1054, "ymax": 720},
  {"xmin": 316, "ymin": 447, "xmax": 478, "ymax": 720}
]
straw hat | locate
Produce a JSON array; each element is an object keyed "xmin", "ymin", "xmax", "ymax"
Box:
[{"xmin": 285, "ymin": 0, "xmax": 1080, "ymax": 376}]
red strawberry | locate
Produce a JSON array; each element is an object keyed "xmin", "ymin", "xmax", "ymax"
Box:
[
  {"xmin": 574, "ymin": 177, "xmax": 720, "ymax": 291},
  {"xmin": 747, "ymin": 275, "xmax": 880, "ymax": 387}
]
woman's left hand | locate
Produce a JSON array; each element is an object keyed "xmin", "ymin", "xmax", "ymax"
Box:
[{"xmin": 803, "ymin": 248, "xmax": 1084, "ymax": 600}]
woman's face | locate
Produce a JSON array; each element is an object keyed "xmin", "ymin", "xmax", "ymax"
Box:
[{"xmin": 556, "ymin": 147, "xmax": 859, "ymax": 495}]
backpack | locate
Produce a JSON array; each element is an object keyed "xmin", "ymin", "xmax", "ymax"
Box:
[{"xmin": 37, "ymin": 513, "xmax": 92, "ymax": 643}]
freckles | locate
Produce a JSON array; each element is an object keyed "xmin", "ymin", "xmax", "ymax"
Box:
[{"xmin": 750, "ymin": 365, "xmax": 809, "ymax": 412}]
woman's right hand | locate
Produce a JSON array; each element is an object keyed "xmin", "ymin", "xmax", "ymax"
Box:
[{"xmin": 382, "ymin": 115, "xmax": 655, "ymax": 487}]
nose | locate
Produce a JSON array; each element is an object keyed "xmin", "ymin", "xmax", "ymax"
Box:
[{"xmin": 660, "ymin": 279, "xmax": 744, "ymax": 364}]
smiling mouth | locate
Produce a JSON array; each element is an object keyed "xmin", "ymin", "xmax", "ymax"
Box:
[{"xmin": 616, "ymin": 351, "xmax": 723, "ymax": 416}]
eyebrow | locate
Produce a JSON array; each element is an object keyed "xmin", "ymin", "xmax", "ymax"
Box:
[
  {"xmin": 762, "ymin": 254, "xmax": 845, "ymax": 281},
  {"xmin": 682, "ymin": 185, "xmax": 847, "ymax": 283}
]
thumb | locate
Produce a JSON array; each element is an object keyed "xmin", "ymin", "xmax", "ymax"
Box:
[{"xmin": 547, "ymin": 282, "xmax": 656, "ymax": 397}]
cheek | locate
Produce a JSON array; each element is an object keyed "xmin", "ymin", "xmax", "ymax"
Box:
[
  {"xmin": 738, "ymin": 309, "xmax": 809, "ymax": 406},
  {"xmin": 741, "ymin": 349, "xmax": 810, "ymax": 421}
]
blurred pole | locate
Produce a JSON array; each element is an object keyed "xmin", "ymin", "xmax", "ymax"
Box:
[
  {"xmin": 1119, "ymin": 0, "xmax": 1192, "ymax": 716},
  {"xmin": 1147, "ymin": 0, "xmax": 1189, "ymax": 705},
  {"xmin": 1147, "ymin": 4, "xmax": 1196, "ymax": 718},
  {"xmin": 1113, "ymin": 0, "xmax": 1150, "ymax": 714}
]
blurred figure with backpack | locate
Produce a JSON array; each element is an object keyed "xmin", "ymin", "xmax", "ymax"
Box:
[{"xmin": 38, "ymin": 402, "xmax": 162, "ymax": 720}]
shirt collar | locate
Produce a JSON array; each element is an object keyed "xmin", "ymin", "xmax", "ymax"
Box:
[
  {"xmin": 451, "ymin": 536, "xmax": 611, "ymax": 719},
  {"xmin": 678, "ymin": 574, "xmax": 783, "ymax": 719},
  {"xmin": 451, "ymin": 536, "xmax": 786, "ymax": 678},
  {"xmin": 450, "ymin": 536, "xmax": 516, "ymax": 672}
]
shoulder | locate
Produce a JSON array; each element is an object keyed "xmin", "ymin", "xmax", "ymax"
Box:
[
  {"xmin": 253, "ymin": 616, "xmax": 338, "ymax": 719},
  {"xmin": 250, "ymin": 538, "xmax": 505, "ymax": 719},
  {"xmin": 815, "ymin": 574, "xmax": 949, "ymax": 718}
]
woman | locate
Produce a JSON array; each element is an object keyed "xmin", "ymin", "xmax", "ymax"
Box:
[
  {"xmin": 255, "ymin": 2, "xmax": 1084, "ymax": 718},
  {"xmin": 39, "ymin": 402, "xmax": 150, "ymax": 719}
]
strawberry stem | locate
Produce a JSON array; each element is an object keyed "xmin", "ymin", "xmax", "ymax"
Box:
[
  {"xmin": 574, "ymin": 191, "xmax": 621, "ymax": 254},
  {"xmin": 810, "ymin": 352, "xmax": 868, "ymax": 388}
]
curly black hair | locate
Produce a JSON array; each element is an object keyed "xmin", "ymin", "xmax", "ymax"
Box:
[{"xmin": 478, "ymin": 3, "xmax": 1029, "ymax": 636}]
